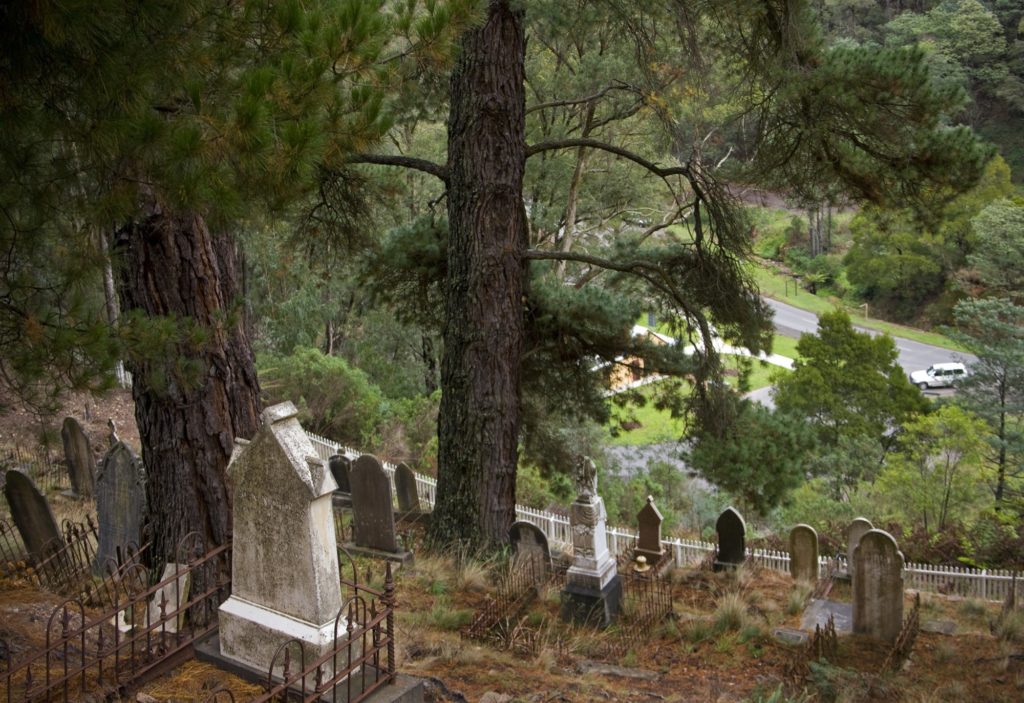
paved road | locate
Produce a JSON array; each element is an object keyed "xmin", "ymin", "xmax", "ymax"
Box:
[{"xmin": 762, "ymin": 297, "xmax": 977, "ymax": 375}]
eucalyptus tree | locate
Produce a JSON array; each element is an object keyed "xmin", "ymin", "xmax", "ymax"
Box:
[
  {"xmin": 0, "ymin": 0, "xmax": 471, "ymax": 557},
  {"xmin": 354, "ymin": 0, "xmax": 988, "ymax": 549}
]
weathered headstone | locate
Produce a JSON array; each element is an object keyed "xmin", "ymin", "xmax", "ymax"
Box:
[
  {"xmin": 217, "ymin": 401, "xmax": 346, "ymax": 676},
  {"xmin": 846, "ymin": 517, "xmax": 874, "ymax": 574},
  {"xmin": 3, "ymin": 469, "xmax": 63, "ymax": 562},
  {"xmin": 93, "ymin": 442, "xmax": 147, "ymax": 575},
  {"xmin": 715, "ymin": 507, "xmax": 746, "ymax": 571},
  {"xmin": 509, "ymin": 521, "xmax": 551, "ymax": 585},
  {"xmin": 561, "ymin": 456, "xmax": 622, "ymax": 628},
  {"xmin": 635, "ymin": 496, "xmax": 664, "ymax": 564},
  {"xmin": 789, "ymin": 524, "xmax": 819, "ymax": 583},
  {"xmin": 852, "ymin": 529, "xmax": 904, "ymax": 643},
  {"xmin": 349, "ymin": 454, "xmax": 399, "ymax": 553},
  {"xmin": 61, "ymin": 416, "xmax": 95, "ymax": 497},
  {"xmin": 147, "ymin": 563, "xmax": 191, "ymax": 633},
  {"xmin": 328, "ymin": 454, "xmax": 351, "ymax": 494},
  {"xmin": 394, "ymin": 462, "xmax": 420, "ymax": 514}
]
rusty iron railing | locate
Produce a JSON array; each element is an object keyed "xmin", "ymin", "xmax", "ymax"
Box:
[
  {"xmin": 0, "ymin": 445, "xmax": 68, "ymax": 496},
  {"xmin": 11, "ymin": 517, "xmax": 152, "ymax": 611},
  {"xmin": 248, "ymin": 561, "xmax": 397, "ymax": 703},
  {"xmin": 2, "ymin": 534, "xmax": 230, "ymax": 702},
  {"xmin": 0, "ymin": 518, "xmax": 26, "ymax": 576}
]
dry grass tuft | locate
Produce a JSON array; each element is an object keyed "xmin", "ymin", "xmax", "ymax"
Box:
[{"xmin": 138, "ymin": 659, "xmax": 264, "ymax": 702}]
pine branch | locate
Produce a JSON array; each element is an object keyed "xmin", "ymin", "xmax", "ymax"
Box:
[
  {"xmin": 347, "ymin": 153, "xmax": 448, "ymax": 183},
  {"xmin": 526, "ymin": 138, "xmax": 691, "ymax": 180},
  {"xmin": 525, "ymin": 82, "xmax": 639, "ymax": 115},
  {"xmin": 524, "ymin": 248, "xmax": 701, "ymax": 325}
]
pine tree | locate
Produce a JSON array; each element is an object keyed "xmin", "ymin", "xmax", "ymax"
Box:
[
  {"xmin": 1, "ymin": 0, "xmax": 470, "ymax": 557},
  {"xmin": 356, "ymin": 0, "xmax": 989, "ymax": 549}
]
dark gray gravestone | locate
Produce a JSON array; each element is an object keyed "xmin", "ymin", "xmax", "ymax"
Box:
[
  {"xmin": 94, "ymin": 442, "xmax": 147, "ymax": 575},
  {"xmin": 853, "ymin": 529, "xmax": 904, "ymax": 643},
  {"xmin": 61, "ymin": 416, "xmax": 95, "ymax": 497},
  {"xmin": 328, "ymin": 454, "xmax": 351, "ymax": 494},
  {"xmin": 789, "ymin": 524, "xmax": 819, "ymax": 583},
  {"xmin": 349, "ymin": 455, "xmax": 398, "ymax": 553},
  {"xmin": 509, "ymin": 521, "xmax": 551, "ymax": 584},
  {"xmin": 3, "ymin": 469, "xmax": 63, "ymax": 562},
  {"xmin": 636, "ymin": 495, "xmax": 664, "ymax": 562},
  {"xmin": 394, "ymin": 463, "xmax": 420, "ymax": 514},
  {"xmin": 714, "ymin": 506, "xmax": 746, "ymax": 570}
]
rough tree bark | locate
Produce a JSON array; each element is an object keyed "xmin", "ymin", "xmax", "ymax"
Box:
[
  {"xmin": 116, "ymin": 207, "xmax": 261, "ymax": 560},
  {"xmin": 430, "ymin": 0, "xmax": 527, "ymax": 549}
]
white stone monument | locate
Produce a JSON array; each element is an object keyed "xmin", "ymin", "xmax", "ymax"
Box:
[
  {"xmin": 560, "ymin": 456, "xmax": 622, "ymax": 628},
  {"xmin": 217, "ymin": 401, "xmax": 345, "ymax": 676}
]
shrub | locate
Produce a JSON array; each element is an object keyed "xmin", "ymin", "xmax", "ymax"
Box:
[{"xmin": 257, "ymin": 347, "xmax": 385, "ymax": 447}]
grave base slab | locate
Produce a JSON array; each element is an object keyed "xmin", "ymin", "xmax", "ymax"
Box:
[
  {"xmin": 218, "ymin": 595, "xmax": 347, "ymax": 681},
  {"xmin": 560, "ymin": 574, "xmax": 623, "ymax": 629},
  {"xmin": 196, "ymin": 632, "xmax": 423, "ymax": 703}
]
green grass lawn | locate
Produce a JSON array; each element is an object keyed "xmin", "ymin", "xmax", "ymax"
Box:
[
  {"xmin": 606, "ymin": 334, "xmax": 797, "ymax": 446},
  {"xmin": 607, "ymin": 383, "xmax": 690, "ymax": 446}
]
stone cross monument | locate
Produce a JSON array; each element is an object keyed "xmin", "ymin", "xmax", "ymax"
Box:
[{"xmin": 560, "ymin": 456, "xmax": 622, "ymax": 628}]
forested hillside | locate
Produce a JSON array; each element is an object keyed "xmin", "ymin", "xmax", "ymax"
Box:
[{"xmin": 1, "ymin": 0, "xmax": 1020, "ymax": 562}]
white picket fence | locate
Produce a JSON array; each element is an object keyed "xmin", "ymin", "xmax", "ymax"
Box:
[{"xmin": 305, "ymin": 431, "xmax": 1021, "ymax": 602}]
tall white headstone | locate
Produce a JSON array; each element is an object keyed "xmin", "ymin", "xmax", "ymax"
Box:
[
  {"xmin": 218, "ymin": 401, "xmax": 344, "ymax": 675},
  {"xmin": 560, "ymin": 457, "xmax": 622, "ymax": 628}
]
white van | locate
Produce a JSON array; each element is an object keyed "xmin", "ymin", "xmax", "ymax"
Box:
[{"xmin": 909, "ymin": 362, "xmax": 967, "ymax": 390}]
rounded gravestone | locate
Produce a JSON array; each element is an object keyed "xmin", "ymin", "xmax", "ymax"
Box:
[
  {"xmin": 789, "ymin": 524, "xmax": 819, "ymax": 583},
  {"xmin": 715, "ymin": 507, "xmax": 746, "ymax": 570},
  {"xmin": 61, "ymin": 416, "xmax": 95, "ymax": 497},
  {"xmin": 349, "ymin": 454, "xmax": 398, "ymax": 553},
  {"xmin": 394, "ymin": 462, "xmax": 420, "ymax": 514},
  {"xmin": 509, "ymin": 521, "xmax": 551, "ymax": 584},
  {"xmin": 852, "ymin": 529, "xmax": 904, "ymax": 643},
  {"xmin": 846, "ymin": 517, "xmax": 874, "ymax": 573},
  {"xmin": 328, "ymin": 454, "xmax": 351, "ymax": 494},
  {"xmin": 3, "ymin": 469, "xmax": 62, "ymax": 561}
]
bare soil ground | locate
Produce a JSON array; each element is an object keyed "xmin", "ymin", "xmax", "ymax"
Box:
[{"xmin": 0, "ymin": 387, "xmax": 141, "ymax": 458}]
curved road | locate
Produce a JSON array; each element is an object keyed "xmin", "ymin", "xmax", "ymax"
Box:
[{"xmin": 762, "ymin": 297, "xmax": 976, "ymax": 374}]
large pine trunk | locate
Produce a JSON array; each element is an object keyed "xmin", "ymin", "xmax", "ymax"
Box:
[
  {"xmin": 430, "ymin": 0, "xmax": 527, "ymax": 549},
  {"xmin": 116, "ymin": 208, "xmax": 261, "ymax": 561}
]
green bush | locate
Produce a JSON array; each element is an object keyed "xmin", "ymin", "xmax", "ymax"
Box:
[{"xmin": 257, "ymin": 347, "xmax": 385, "ymax": 447}]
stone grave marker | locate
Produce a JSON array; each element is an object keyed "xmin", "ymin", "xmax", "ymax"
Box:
[
  {"xmin": 509, "ymin": 521, "xmax": 551, "ymax": 585},
  {"xmin": 94, "ymin": 442, "xmax": 147, "ymax": 575},
  {"xmin": 801, "ymin": 600, "xmax": 852, "ymax": 633},
  {"xmin": 61, "ymin": 416, "xmax": 95, "ymax": 497},
  {"xmin": 147, "ymin": 563, "xmax": 191, "ymax": 633},
  {"xmin": 561, "ymin": 456, "xmax": 622, "ymax": 628},
  {"xmin": 852, "ymin": 529, "xmax": 904, "ymax": 643},
  {"xmin": 846, "ymin": 517, "xmax": 873, "ymax": 573},
  {"xmin": 328, "ymin": 454, "xmax": 351, "ymax": 494},
  {"xmin": 715, "ymin": 507, "xmax": 746, "ymax": 570},
  {"xmin": 789, "ymin": 524, "xmax": 819, "ymax": 583},
  {"xmin": 635, "ymin": 496, "xmax": 664, "ymax": 564},
  {"xmin": 3, "ymin": 469, "xmax": 63, "ymax": 562},
  {"xmin": 217, "ymin": 401, "xmax": 345, "ymax": 677},
  {"xmin": 394, "ymin": 462, "xmax": 420, "ymax": 514},
  {"xmin": 349, "ymin": 454, "xmax": 399, "ymax": 554}
]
